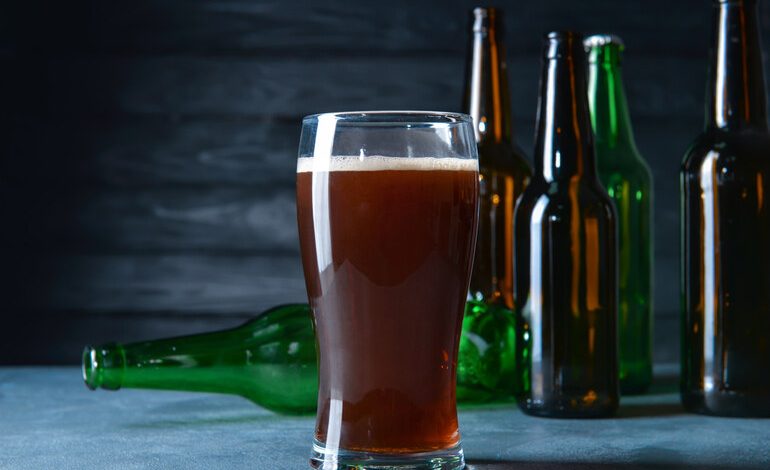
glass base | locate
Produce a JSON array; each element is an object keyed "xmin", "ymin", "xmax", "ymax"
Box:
[{"xmin": 310, "ymin": 439, "xmax": 464, "ymax": 469}]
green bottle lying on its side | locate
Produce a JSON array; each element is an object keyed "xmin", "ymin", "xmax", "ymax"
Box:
[{"xmin": 83, "ymin": 301, "xmax": 517, "ymax": 414}]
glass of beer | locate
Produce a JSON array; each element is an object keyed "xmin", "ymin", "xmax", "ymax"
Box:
[{"xmin": 296, "ymin": 111, "xmax": 479, "ymax": 469}]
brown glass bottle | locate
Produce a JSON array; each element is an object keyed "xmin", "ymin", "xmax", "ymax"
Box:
[
  {"xmin": 514, "ymin": 31, "xmax": 619, "ymax": 418},
  {"xmin": 462, "ymin": 7, "xmax": 532, "ymax": 309},
  {"xmin": 681, "ymin": 0, "xmax": 770, "ymax": 417}
]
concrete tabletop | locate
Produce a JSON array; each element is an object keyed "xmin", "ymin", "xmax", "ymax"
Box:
[{"xmin": 1, "ymin": 366, "xmax": 768, "ymax": 470}]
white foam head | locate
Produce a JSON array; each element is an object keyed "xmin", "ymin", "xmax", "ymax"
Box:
[{"xmin": 297, "ymin": 156, "xmax": 478, "ymax": 173}]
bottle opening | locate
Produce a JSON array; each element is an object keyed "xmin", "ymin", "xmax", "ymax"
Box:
[
  {"xmin": 471, "ymin": 7, "xmax": 503, "ymax": 35},
  {"xmin": 585, "ymin": 34, "xmax": 625, "ymax": 65},
  {"xmin": 547, "ymin": 31, "xmax": 569, "ymax": 39},
  {"xmin": 584, "ymin": 34, "xmax": 625, "ymax": 50},
  {"xmin": 81, "ymin": 344, "xmax": 125, "ymax": 391},
  {"xmin": 545, "ymin": 31, "xmax": 585, "ymax": 60},
  {"xmin": 82, "ymin": 346, "xmax": 100, "ymax": 390}
]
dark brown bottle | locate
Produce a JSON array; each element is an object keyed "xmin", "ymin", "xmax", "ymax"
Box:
[
  {"xmin": 462, "ymin": 7, "xmax": 532, "ymax": 309},
  {"xmin": 514, "ymin": 31, "xmax": 619, "ymax": 418},
  {"xmin": 681, "ymin": 0, "xmax": 770, "ymax": 417}
]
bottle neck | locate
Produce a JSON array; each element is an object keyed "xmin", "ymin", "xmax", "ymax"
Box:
[
  {"xmin": 82, "ymin": 327, "xmax": 251, "ymax": 394},
  {"xmin": 535, "ymin": 33, "xmax": 597, "ymax": 181},
  {"xmin": 707, "ymin": 0, "xmax": 768, "ymax": 131},
  {"xmin": 587, "ymin": 44, "xmax": 638, "ymax": 153},
  {"xmin": 463, "ymin": 8, "xmax": 513, "ymax": 145}
]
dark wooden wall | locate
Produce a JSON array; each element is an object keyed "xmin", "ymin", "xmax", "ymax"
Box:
[{"xmin": 2, "ymin": 0, "xmax": 769, "ymax": 363}]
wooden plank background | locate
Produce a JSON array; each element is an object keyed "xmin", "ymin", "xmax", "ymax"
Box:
[{"xmin": 2, "ymin": 0, "xmax": 769, "ymax": 363}]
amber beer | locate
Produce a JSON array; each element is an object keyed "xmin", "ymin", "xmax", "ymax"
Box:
[{"xmin": 297, "ymin": 156, "xmax": 479, "ymax": 453}]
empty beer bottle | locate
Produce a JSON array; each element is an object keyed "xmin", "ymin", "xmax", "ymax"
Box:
[
  {"xmin": 514, "ymin": 31, "xmax": 619, "ymax": 418},
  {"xmin": 457, "ymin": 300, "xmax": 517, "ymax": 402},
  {"xmin": 84, "ymin": 301, "xmax": 517, "ymax": 413},
  {"xmin": 586, "ymin": 35, "xmax": 654, "ymax": 395},
  {"xmin": 681, "ymin": 0, "xmax": 770, "ymax": 417},
  {"xmin": 463, "ymin": 7, "xmax": 532, "ymax": 309},
  {"xmin": 83, "ymin": 304, "xmax": 318, "ymax": 414}
]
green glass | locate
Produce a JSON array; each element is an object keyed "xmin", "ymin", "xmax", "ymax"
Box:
[
  {"xmin": 84, "ymin": 301, "xmax": 517, "ymax": 414},
  {"xmin": 457, "ymin": 300, "xmax": 517, "ymax": 403},
  {"xmin": 83, "ymin": 304, "xmax": 318, "ymax": 414},
  {"xmin": 586, "ymin": 35, "xmax": 654, "ymax": 395}
]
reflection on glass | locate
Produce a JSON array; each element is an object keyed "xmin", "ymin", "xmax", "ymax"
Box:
[
  {"xmin": 514, "ymin": 32, "xmax": 619, "ymax": 419},
  {"xmin": 586, "ymin": 34, "xmax": 654, "ymax": 394},
  {"xmin": 297, "ymin": 112, "xmax": 479, "ymax": 467},
  {"xmin": 463, "ymin": 7, "xmax": 531, "ymax": 309},
  {"xmin": 680, "ymin": 0, "xmax": 770, "ymax": 417}
]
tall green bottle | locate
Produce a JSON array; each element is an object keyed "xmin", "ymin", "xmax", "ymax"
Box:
[
  {"xmin": 83, "ymin": 304, "xmax": 318, "ymax": 414},
  {"xmin": 586, "ymin": 35, "xmax": 654, "ymax": 395},
  {"xmin": 84, "ymin": 301, "xmax": 517, "ymax": 412}
]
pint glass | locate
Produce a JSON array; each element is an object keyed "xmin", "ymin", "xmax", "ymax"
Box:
[{"xmin": 296, "ymin": 111, "xmax": 479, "ymax": 469}]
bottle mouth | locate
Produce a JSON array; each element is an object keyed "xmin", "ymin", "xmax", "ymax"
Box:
[
  {"xmin": 584, "ymin": 34, "xmax": 625, "ymax": 65},
  {"xmin": 82, "ymin": 344, "xmax": 124, "ymax": 391},
  {"xmin": 544, "ymin": 31, "xmax": 585, "ymax": 60},
  {"xmin": 82, "ymin": 346, "xmax": 100, "ymax": 390},
  {"xmin": 547, "ymin": 31, "xmax": 582, "ymax": 41},
  {"xmin": 471, "ymin": 7, "xmax": 503, "ymax": 35},
  {"xmin": 584, "ymin": 34, "xmax": 625, "ymax": 50}
]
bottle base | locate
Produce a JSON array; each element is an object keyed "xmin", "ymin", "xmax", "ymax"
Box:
[
  {"xmin": 681, "ymin": 388, "xmax": 770, "ymax": 417},
  {"xmin": 310, "ymin": 439, "xmax": 464, "ymax": 469},
  {"xmin": 518, "ymin": 394, "xmax": 618, "ymax": 418},
  {"xmin": 619, "ymin": 365, "xmax": 652, "ymax": 395},
  {"xmin": 620, "ymin": 379, "xmax": 651, "ymax": 396}
]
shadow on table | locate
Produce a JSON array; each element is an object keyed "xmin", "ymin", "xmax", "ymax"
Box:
[
  {"xmin": 647, "ymin": 369, "xmax": 680, "ymax": 394},
  {"xmin": 466, "ymin": 460, "xmax": 756, "ymax": 470},
  {"xmin": 459, "ymin": 399, "xmax": 686, "ymax": 419},
  {"xmin": 124, "ymin": 414, "xmax": 286, "ymax": 430},
  {"xmin": 615, "ymin": 401, "xmax": 685, "ymax": 418}
]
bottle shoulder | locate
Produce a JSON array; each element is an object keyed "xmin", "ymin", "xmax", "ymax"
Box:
[
  {"xmin": 598, "ymin": 157, "xmax": 653, "ymax": 190},
  {"xmin": 682, "ymin": 129, "xmax": 770, "ymax": 174},
  {"xmin": 478, "ymin": 140, "xmax": 533, "ymax": 177},
  {"xmin": 517, "ymin": 178, "xmax": 615, "ymax": 217}
]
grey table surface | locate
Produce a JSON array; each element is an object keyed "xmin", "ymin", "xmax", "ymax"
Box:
[{"xmin": 0, "ymin": 366, "xmax": 768, "ymax": 470}]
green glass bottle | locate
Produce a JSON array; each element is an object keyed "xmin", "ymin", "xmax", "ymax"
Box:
[
  {"xmin": 83, "ymin": 304, "xmax": 318, "ymax": 415},
  {"xmin": 585, "ymin": 35, "xmax": 654, "ymax": 395},
  {"xmin": 457, "ymin": 300, "xmax": 517, "ymax": 403},
  {"xmin": 84, "ymin": 301, "xmax": 517, "ymax": 413}
]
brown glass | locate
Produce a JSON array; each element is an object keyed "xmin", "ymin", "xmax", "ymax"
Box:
[
  {"xmin": 681, "ymin": 0, "xmax": 770, "ymax": 417},
  {"xmin": 463, "ymin": 7, "xmax": 532, "ymax": 309},
  {"xmin": 513, "ymin": 31, "xmax": 619, "ymax": 418},
  {"xmin": 297, "ymin": 168, "xmax": 478, "ymax": 451}
]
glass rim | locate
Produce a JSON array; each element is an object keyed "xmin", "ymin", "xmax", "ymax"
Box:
[{"xmin": 302, "ymin": 110, "xmax": 473, "ymax": 127}]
